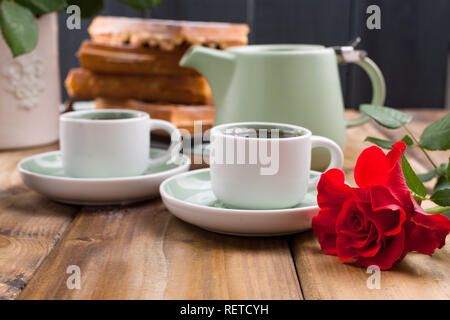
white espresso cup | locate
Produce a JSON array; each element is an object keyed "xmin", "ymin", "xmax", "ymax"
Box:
[
  {"xmin": 60, "ymin": 109, "xmax": 181, "ymax": 178},
  {"xmin": 209, "ymin": 122, "xmax": 344, "ymax": 209}
]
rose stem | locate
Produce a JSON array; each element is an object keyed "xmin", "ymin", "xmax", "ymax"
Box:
[{"xmin": 402, "ymin": 124, "xmax": 438, "ymax": 170}]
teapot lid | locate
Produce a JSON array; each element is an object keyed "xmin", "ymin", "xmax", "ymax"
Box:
[{"xmin": 227, "ymin": 44, "xmax": 327, "ymax": 55}]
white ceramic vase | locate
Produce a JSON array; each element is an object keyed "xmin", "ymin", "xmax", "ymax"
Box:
[{"xmin": 0, "ymin": 13, "xmax": 60, "ymax": 150}]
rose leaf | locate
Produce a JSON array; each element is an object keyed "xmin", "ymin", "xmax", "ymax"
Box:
[
  {"xmin": 434, "ymin": 175, "xmax": 449, "ymax": 192},
  {"xmin": 418, "ymin": 162, "xmax": 448, "ymax": 182},
  {"xmin": 360, "ymin": 104, "xmax": 412, "ymax": 129},
  {"xmin": 365, "ymin": 135, "xmax": 413, "ymax": 150},
  {"xmin": 401, "ymin": 155, "xmax": 427, "ymax": 197},
  {"xmin": 430, "ymin": 188, "xmax": 450, "ymax": 207},
  {"xmin": 365, "ymin": 137, "xmax": 394, "ymax": 149},
  {"xmin": 419, "ymin": 113, "xmax": 450, "ymax": 151}
]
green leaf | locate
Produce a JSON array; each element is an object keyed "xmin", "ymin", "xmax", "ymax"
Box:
[
  {"xmin": 435, "ymin": 175, "xmax": 449, "ymax": 192},
  {"xmin": 418, "ymin": 163, "xmax": 448, "ymax": 182},
  {"xmin": 418, "ymin": 171, "xmax": 437, "ymax": 182},
  {"xmin": 441, "ymin": 210, "xmax": 450, "ymax": 219},
  {"xmin": 15, "ymin": 0, "xmax": 67, "ymax": 15},
  {"xmin": 0, "ymin": 1, "xmax": 38, "ymax": 57},
  {"xmin": 436, "ymin": 162, "xmax": 449, "ymax": 176},
  {"xmin": 419, "ymin": 113, "xmax": 450, "ymax": 150},
  {"xmin": 360, "ymin": 104, "xmax": 413, "ymax": 129},
  {"xmin": 365, "ymin": 137, "xmax": 394, "ymax": 149},
  {"xmin": 401, "ymin": 155, "xmax": 427, "ymax": 197},
  {"xmin": 401, "ymin": 135, "xmax": 414, "ymax": 146},
  {"xmin": 447, "ymin": 158, "xmax": 450, "ymax": 182},
  {"xmin": 365, "ymin": 135, "xmax": 413, "ymax": 150},
  {"xmin": 67, "ymin": 0, "xmax": 103, "ymax": 18},
  {"xmin": 425, "ymin": 206, "xmax": 450, "ymax": 214},
  {"xmin": 117, "ymin": 0, "xmax": 160, "ymax": 10},
  {"xmin": 430, "ymin": 188, "xmax": 450, "ymax": 207}
]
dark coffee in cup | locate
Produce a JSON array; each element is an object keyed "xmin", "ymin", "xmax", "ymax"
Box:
[
  {"xmin": 224, "ymin": 126, "xmax": 303, "ymax": 139},
  {"xmin": 71, "ymin": 112, "xmax": 138, "ymax": 121}
]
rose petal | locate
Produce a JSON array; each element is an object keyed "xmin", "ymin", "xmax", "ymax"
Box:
[
  {"xmin": 354, "ymin": 229, "xmax": 406, "ymax": 270},
  {"xmin": 367, "ymin": 187, "xmax": 406, "ymax": 237},
  {"xmin": 317, "ymin": 233, "xmax": 338, "ymax": 255},
  {"xmin": 384, "ymin": 142, "xmax": 412, "ymax": 204},
  {"xmin": 355, "ymin": 237, "xmax": 381, "ymax": 258},
  {"xmin": 317, "ymin": 169, "xmax": 355, "ymax": 212},
  {"xmin": 312, "ymin": 208, "xmax": 339, "ymax": 255},
  {"xmin": 354, "ymin": 146, "xmax": 391, "ymax": 188},
  {"xmin": 410, "ymin": 210, "xmax": 450, "ymax": 250},
  {"xmin": 337, "ymin": 234, "xmax": 358, "ymax": 261},
  {"xmin": 405, "ymin": 224, "xmax": 442, "ymax": 255}
]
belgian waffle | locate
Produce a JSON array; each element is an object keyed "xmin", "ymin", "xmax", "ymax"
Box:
[{"xmin": 88, "ymin": 16, "xmax": 249, "ymax": 50}]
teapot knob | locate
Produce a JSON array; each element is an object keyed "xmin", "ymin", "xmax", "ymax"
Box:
[{"xmin": 332, "ymin": 36, "xmax": 367, "ymax": 63}]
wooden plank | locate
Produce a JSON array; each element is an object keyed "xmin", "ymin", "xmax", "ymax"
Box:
[
  {"xmin": 292, "ymin": 110, "xmax": 450, "ymax": 299},
  {"xmin": 20, "ymin": 201, "xmax": 302, "ymax": 300},
  {"xmin": 0, "ymin": 145, "xmax": 78, "ymax": 299}
]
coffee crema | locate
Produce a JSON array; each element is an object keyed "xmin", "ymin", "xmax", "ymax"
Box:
[
  {"xmin": 224, "ymin": 127, "xmax": 303, "ymax": 139},
  {"xmin": 70, "ymin": 112, "xmax": 137, "ymax": 120}
]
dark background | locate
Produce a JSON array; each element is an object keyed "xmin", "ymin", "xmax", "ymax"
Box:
[{"xmin": 58, "ymin": 0, "xmax": 450, "ymax": 109}]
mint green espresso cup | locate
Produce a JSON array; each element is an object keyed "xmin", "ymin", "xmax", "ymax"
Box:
[{"xmin": 60, "ymin": 109, "xmax": 181, "ymax": 178}]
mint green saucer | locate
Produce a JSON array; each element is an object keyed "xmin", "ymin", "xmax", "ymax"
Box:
[
  {"xmin": 19, "ymin": 148, "xmax": 190, "ymax": 205},
  {"xmin": 160, "ymin": 168, "xmax": 320, "ymax": 237}
]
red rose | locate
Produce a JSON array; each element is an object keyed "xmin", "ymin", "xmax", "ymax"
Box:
[{"xmin": 312, "ymin": 142, "xmax": 450, "ymax": 270}]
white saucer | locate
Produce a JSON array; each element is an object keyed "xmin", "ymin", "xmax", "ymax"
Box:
[
  {"xmin": 160, "ymin": 168, "xmax": 320, "ymax": 237},
  {"xmin": 18, "ymin": 148, "xmax": 190, "ymax": 205}
]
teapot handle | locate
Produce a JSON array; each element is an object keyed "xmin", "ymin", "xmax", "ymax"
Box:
[{"xmin": 334, "ymin": 44, "xmax": 386, "ymax": 128}]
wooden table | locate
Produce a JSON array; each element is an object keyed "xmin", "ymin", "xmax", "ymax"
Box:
[{"xmin": 0, "ymin": 110, "xmax": 448, "ymax": 300}]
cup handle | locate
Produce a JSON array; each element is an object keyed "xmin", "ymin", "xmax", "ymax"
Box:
[
  {"xmin": 308, "ymin": 136, "xmax": 344, "ymax": 191},
  {"xmin": 148, "ymin": 119, "xmax": 182, "ymax": 166}
]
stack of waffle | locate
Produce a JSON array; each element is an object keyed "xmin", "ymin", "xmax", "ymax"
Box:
[{"xmin": 65, "ymin": 16, "xmax": 249, "ymax": 134}]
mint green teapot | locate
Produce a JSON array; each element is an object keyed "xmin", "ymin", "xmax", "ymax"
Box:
[{"xmin": 180, "ymin": 42, "xmax": 385, "ymax": 169}]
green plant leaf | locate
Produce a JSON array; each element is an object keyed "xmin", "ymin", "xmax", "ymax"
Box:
[
  {"xmin": 430, "ymin": 188, "xmax": 450, "ymax": 207},
  {"xmin": 418, "ymin": 171, "xmax": 437, "ymax": 182},
  {"xmin": 365, "ymin": 135, "xmax": 413, "ymax": 150},
  {"xmin": 401, "ymin": 155, "xmax": 427, "ymax": 197},
  {"xmin": 15, "ymin": 0, "xmax": 67, "ymax": 15},
  {"xmin": 436, "ymin": 162, "xmax": 449, "ymax": 176},
  {"xmin": 447, "ymin": 158, "xmax": 450, "ymax": 182},
  {"xmin": 360, "ymin": 104, "xmax": 413, "ymax": 129},
  {"xmin": 401, "ymin": 135, "xmax": 414, "ymax": 146},
  {"xmin": 418, "ymin": 163, "xmax": 449, "ymax": 182},
  {"xmin": 424, "ymin": 206, "xmax": 450, "ymax": 214},
  {"xmin": 441, "ymin": 210, "xmax": 450, "ymax": 219},
  {"xmin": 365, "ymin": 137, "xmax": 393, "ymax": 149},
  {"xmin": 419, "ymin": 113, "xmax": 450, "ymax": 150},
  {"xmin": 117, "ymin": 0, "xmax": 160, "ymax": 10},
  {"xmin": 0, "ymin": 1, "xmax": 38, "ymax": 57},
  {"xmin": 67, "ymin": 0, "xmax": 103, "ymax": 18},
  {"xmin": 435, "ymin": 175, "xmax": 449, "ymax": 192}
]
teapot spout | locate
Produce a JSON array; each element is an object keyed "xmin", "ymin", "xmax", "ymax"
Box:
[{"xmin": 180, "ymin": 46, "xmax": 235, "ymax": 105}]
